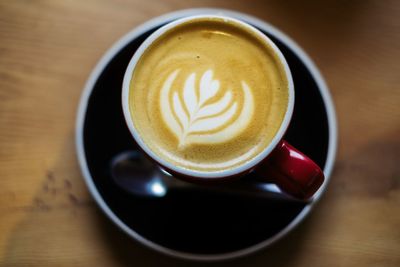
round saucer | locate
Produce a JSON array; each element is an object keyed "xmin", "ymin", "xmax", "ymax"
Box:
[{"xmin": 76, "ymin": 9, "xmax": 337, "ymax": 261}]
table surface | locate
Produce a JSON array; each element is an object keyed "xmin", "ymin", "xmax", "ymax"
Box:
[{"xmin": 1, "ymin": 1, "xmax": 399, "ymax": 266}]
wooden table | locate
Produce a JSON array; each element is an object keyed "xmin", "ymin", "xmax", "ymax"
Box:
[{"xmin": 1, "ymin": 1, "xmax": 399, "ymax": 266}]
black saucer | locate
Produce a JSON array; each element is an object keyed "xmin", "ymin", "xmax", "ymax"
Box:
[{"xmin": 77, "ymin": 11, "xmax": 333, "ymax": 260}]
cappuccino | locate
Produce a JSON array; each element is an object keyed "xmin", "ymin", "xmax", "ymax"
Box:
[{"xmin": 128, "ymin": 17, "xmax": 289, "ymax": 172}]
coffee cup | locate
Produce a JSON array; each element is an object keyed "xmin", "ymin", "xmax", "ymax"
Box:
[{"xmin": 122, "ymin": 15, "xmax": 324, "ymax": 199}]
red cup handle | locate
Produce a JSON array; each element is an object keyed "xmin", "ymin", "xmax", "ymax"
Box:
[{"xmin": 255, "ymin": 140, "xmax": 324, "ymax": 199}]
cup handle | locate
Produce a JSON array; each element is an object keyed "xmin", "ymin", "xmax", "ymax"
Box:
[{"xmin": 254, "ymin": 140, "xmax": 324, "ymax": 200}]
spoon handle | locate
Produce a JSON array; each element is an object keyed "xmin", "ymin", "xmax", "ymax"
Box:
[{"xmin": 167, "ymin": 176, "xmax": 311, "ymax": 203}]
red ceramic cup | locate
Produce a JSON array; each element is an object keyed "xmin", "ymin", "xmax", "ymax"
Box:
[{"xmin": 122, "ymin": 15, "xmax": 324, "ymax": 200}]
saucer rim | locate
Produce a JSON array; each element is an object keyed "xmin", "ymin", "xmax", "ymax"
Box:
[{"xmin": 75, "ymin": 8, "xmax": 338, "ymax": 261}]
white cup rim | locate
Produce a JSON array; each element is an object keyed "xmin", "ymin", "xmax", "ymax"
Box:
[{"xmin": 121, "ymin": 14, "xmax": 295, "ymax": 179}]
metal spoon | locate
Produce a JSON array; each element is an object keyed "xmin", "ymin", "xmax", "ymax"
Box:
[{"xmin": 110, "ymin": 151, "xmax": 309, "ymax": 202}]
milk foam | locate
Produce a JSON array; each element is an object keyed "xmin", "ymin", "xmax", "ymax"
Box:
[
  {"xmin": 160, "ymin": 69, "xmax": 254, "ymax": 148},
  {"xmin": 128, "ymin": 17, "xmax": 289, "ymax": 172}
]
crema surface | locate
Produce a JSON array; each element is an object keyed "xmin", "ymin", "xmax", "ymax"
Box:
[{"xmin": 128, "ymin": 17, "xmax": 289, "ymax": 172}]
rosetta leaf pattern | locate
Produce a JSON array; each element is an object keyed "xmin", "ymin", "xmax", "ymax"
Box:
[{"xmin": 173, "ymin": 69, "xmax": 237, "ymax": 146}]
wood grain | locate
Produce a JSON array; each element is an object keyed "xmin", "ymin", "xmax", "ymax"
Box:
[{"xmin": 0, "ymin": 0, "xmax": 399, "ymax": 266}]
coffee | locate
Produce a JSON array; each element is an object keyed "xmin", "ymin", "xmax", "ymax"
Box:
[{"xmin": 128, "ymin": 17, "xmax": 289, "ymax": 172}]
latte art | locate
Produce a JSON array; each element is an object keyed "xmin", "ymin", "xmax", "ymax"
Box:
[
  {"xmin": 160, "ymin": 69, "xmax": 254, "ymax": 148},
  {"xmin": 127, "ymin": 17, "xmax": 289, "ymax": 172}
]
